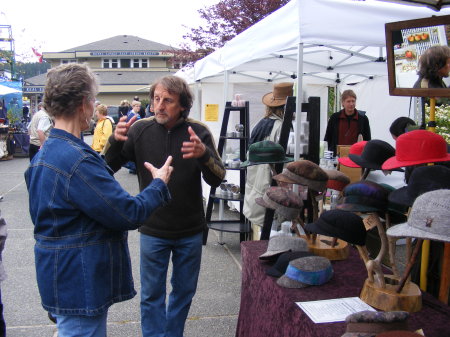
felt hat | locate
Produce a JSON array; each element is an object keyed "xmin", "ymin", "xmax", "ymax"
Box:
[
  {"xmin": 262, "ymin": 82, "xmax": 294, "ymax": 107},
  {"xmin": 386, "ymin": 189, "xmax": 450, "ymax": 243},
  {"xmin": 338, "ymin": 141, "xmax": 368, "ymax": 168},
  {"xmin": 276, "ymin": 256, "xmax": 333, "ymax": 288},
  {"xmin": 388, "ymin": 165, "xmax": 450, "ymax": 207},
  {"xmin": 389, "ymin": 117, "xmax": 416, "ymax": 138},
  {"xmin": 305, "ymin": 209, "xmax": 367, "ymax": 246},
  {"xmin": 379, "ymin": 184, "xmax": 408, "ymax": 225},
  {"xmin": 337, "ymin": 181, "xmax": 389, "ymax": 213},
  {"xmin": 273, "ymin": 160, "xmax": 329, "ymax": 192},
  {"xmin": 241, "ymin": 140, "xmax": 293, "ymax": 167},
  {"xmin": 376, "ymin": 331, "xmax": 422, "ymax": 337},
  {"xmin": 382, "ymin": 130, "xmax": 450, "ymax": 170},
  {"xmin": 349, "ymin": 140, "xmax": 396, "ymax": 171},
  {"xmin": 255, "ymin": 186, "xmax": 303, "ymax": 221},
  {"xmin": 341, "ymin": 310, "xmax": 409, "ymax": 337},
  {"xmin": 259, "ymin": 235, "xmax": 308, "ymax": 260},
  {"xmin": 324, "ymin": 169, "xmax": 350, "ymax": 191},
  {"xmin": 265, "ymin": 251, "xmax": 315, "ymax": 278}
]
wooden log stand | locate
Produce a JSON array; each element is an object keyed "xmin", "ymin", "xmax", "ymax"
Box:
[{"xmin": 299, "ymin": 234, "xmax": 349, "ymax": 261}]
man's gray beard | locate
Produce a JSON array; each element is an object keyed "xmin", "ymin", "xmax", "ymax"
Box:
[{"xmin": 155, "ymin": 114, "xmax": 169, "ymax": 125}]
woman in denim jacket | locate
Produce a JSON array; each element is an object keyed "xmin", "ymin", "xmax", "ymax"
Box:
[{"xmin": 25, "ymin": 63, "xmax": 173, "ymax": 337}]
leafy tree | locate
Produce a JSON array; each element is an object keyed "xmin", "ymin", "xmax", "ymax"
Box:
[
  {"xmin": 15, "ymin": 62, "xmax": 50, "ymax": 81},
  {"xmin": 173, "ymin": 0, "xmax": 290, "ymax": 67}
]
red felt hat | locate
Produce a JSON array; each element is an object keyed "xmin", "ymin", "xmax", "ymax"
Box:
[
  {"xmin": 382, "ymin": 130, "xmax": 450, "ymax": 170},
  {"xmin": 338, "ymin": 141, "xmax": 367, "ymax": 168}
]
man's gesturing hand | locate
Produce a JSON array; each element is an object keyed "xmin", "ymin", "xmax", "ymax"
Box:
[
  {"xmin": 144, "ymin": 156, "xmax": 174, "ymax": 184},
  {"xmin": 114, "ymin": 115, "xmax": 137, "ymax": 141},
  {"xmin": 181, "ymin": 126, "xmax": 206, "ymax": 159}
]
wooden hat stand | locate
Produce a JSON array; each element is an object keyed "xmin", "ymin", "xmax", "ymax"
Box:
[
  {"xmin": 356, "ymin": 213, "xmax": 421, "ymax": 313},
  {"xmin": 294, "ymin": 190, "xmax": 349, "ymax": 261}
]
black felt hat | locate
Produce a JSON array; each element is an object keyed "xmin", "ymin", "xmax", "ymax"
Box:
[
  {"xmin": 388, "ymin": 165, "xmax": 450, "ymax": 207},
  {"xmin": 265, "ymin": 251, "xmax": 315, "ymax": 278},
  {"xmin": 305, "ymin": 209, "xmax": 367, "ymax": 246},
  {"xmin": 349, "ymin": 139, "xmax": 396, "ymax": 171}
]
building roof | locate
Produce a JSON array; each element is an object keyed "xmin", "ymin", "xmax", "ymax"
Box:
[{"xmin": 62, "ymin": 35, "xmax": 177, "ymax": 52}]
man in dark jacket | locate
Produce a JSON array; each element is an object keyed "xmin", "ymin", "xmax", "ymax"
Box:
[
  {"xmin": 324, "ymin": 89, "xmax": 371, "ymax": 155},
  {"xmin": 105, "ymin": 76, "xmax": 225, "ymax": 337}
]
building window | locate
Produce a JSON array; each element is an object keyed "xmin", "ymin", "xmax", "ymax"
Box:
[
  {"xmin": 103, "ymin": 58, "xmax": 149, "ymax": 69},
  {"xmin": 61, "ymin": 59, "xmax": 77, "ymax": 64},
  {"xmin": 121, "ymin": 59, "xmax": 131, "ymax": 68}
]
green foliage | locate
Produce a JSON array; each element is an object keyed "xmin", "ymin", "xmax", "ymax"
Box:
[
  {"xmin": 15, "ymin": 62, "xmax": 50, "ymax": 80},
  {"xmin": 6, "ymin": 105, "xmax": 21, "ymax": 126},
  {"xmin": 425, "ymin": 104, "xmax": 450, "ymax": 142}
]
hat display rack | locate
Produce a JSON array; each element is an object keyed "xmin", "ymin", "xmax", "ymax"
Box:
[{"xmin": 272, "ymin": 160, "xmax": 350, "ymax": 261}]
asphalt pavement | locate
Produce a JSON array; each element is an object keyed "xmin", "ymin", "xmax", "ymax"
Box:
[{"xmin": 0, "ymin": 135, "xmax": 243, "ymax": 337}]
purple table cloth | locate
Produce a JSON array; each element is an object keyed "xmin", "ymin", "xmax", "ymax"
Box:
[{"xmin": 236, "ymin": 240, "xmax": 450, "ymax": 337}]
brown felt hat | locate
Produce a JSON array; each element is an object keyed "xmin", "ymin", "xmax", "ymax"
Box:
[
  {"xmin": 273, "ymin": 160, "xmax": 328, "ymax": 192},
  {"xmin": 324, "ymin": 169, "xmax": 350, "ymax": 191},
  {"xmin": 341, "ymin": 310, "xmax": 410, "ymax": 337},
  {"xmin": 255, "ymin": 186, "xmax": 303, "ymax": 221},
  {"xmin": 262, "ymin": 82, "xmax": 294, "ymax": 107}
]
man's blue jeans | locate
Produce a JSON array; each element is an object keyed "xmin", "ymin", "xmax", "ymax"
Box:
[
  {"xmin": 53, "ymin": 312, "xmax": 107, "ymax": 337},
  {"xmin": 140, "ymin": 232, "xmax": 202, "ymax": 337}
]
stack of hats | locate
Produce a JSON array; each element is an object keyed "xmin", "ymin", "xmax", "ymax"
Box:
[
  {"xmin": 265, "ymin": 250, "xmax": 314, "ymax": 277},
  {"xmin": 338, "ymin": 141, "xmax": 367, "ymax": 168},
  {"xmin": 382, "ymin": 130, "xmax": 450, "ymax": 171},
  {"xmin": 255, "ymin": 186, "xmax": 303, "ymax": 221},
  {"xmin": 273, "ymin": 160, "xmax": 329, "ymax": 192},
  {"xmin": 241, "ymin": 140, "xmax": 293, "ymax": 167},
  {"xmin": 276, "ymin": 255, "xmax": 333, "ymax": 288},
  {"xmin": 259, "ymin": 235, "xmax": 308, "ymax": 261},
  {"xmin": 305, "ymin": 209, "xmax": 367, "ymax": 246},
  {"xmin": 348, "ymin": 139, "xmax": 398, "ymax": 172},
  {"xmin": 341, "ymin": 310, "xmax": 410, "ymax": 337},
  {"xmin": 324, "ymin": 169, "xmax": 351, "ymax": 191},
  {"xmin": 387, "ymin": 189, "xmax": 450, "ymax": 243}
]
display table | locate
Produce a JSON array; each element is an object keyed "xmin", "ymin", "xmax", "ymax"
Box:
[
  {"xmin": 12, "ymin": 132, "xmax": 29, "ymax": 156},
  {"xmin": 236, "ymin": 241, "xmax": 450, "ymax": 337}
]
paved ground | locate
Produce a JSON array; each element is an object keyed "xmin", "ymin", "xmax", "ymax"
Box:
[{"xmin": 0, "ymin": 135, "xmax": 243, "ymax": 337}]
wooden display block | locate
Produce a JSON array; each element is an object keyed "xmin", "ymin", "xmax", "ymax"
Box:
[
  {"xmin": 360, "ymin": 275, "xmax": 422, "ymax": 313},
  {"xmin": 300, "ymin": 234, "xmax": 349, "ymax": 261},
  {"xmin": 337, "ymin": 145, "xmax": 362, "ymax": 183}
]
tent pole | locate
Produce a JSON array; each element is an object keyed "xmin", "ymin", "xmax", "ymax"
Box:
[
  {"xmin": 294, "ymin": 43, "xmax": 304, "ymax": 161},
  {"xmin": 223, "ymin": 70, "xmax": 229, "ymax": 109}
]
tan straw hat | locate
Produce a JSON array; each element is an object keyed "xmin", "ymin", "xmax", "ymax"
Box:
[{"xmin": 262, "ymin": 82, "xmax": 294, "ymax": 107}]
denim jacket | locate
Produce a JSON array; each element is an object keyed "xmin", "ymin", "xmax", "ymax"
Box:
[{"xmin": 25, "ymin": 128, "xmax": 171, "ymax": 316}]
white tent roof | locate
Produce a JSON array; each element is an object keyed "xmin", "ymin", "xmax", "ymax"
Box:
[{"xmin": 178, "ymin": 0, "xmax": 450, "ymax": 84}]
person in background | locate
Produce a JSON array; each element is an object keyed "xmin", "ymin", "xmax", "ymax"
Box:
[
  {"xmin": 127, "ymin": 100, "xmax": 142, "ymax": 122},
  {"xmin": 28, "ymin": 102, "xmax": 53, "ymax": 161},
  {"xmin": 413, "ymin": 45, "xmax": 450, "ymax": 89},
  {"xmin": 133, "ymin": 95, "xmax": 146, "ymax": 119},
  {"xmin": 105, "ymin": 75, "xmax": 225, "ymax": 337},
  {"xmin": 324, "ymin": 89, "xmax": 371, "ymax": 155},
  {"xmin": 25, "ymin": 63, "xmax": 173, "ymax": 337},
  {"xmin": 22, "ymin": 103, "xmax": 30, "ymax": 123},
  {"xmin": 118, "ymin": 100, "xmax": 130, "ymax": 120},
  {"xmin": 91, "ymin": 104, "xmax": 113, "ymax": 154},
  {"xmin": 243, "ymin": 82, "xmax": 293, "ymax": 240},
  {"xmin": 0, "ymin": 211, "xmax": 7, "ymax": 337},
  {"xmin": 389, "ymin": 116, "xmax": 416, "ymax": 140}
]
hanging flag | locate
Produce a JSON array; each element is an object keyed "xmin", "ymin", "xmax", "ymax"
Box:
[{"xmin": 32, "ymin": 48, "xmax": 43, "ymax": 63}]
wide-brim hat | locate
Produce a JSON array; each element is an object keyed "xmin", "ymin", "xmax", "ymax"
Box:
[
  {"xmin": 241, "ymin": 140, "xmax": 293, "ymax": 167},
  {"xmin": 273, "ymin": 160, "xmax": 328, "ymax": 192},
  {"xmin": 255, "ymin": 186, "xmax": 303, "ymax": 221},
  {"xmin": 266, "ymin": 251, "xmax": 315, "ymax": 278},
  {"xmin": 388, "ymin": 165, "xmax": 450, "ymax": 207},
  {"xmin": 348, "ymin": 139, "xmax": 396, "ymax": 171},
  {"xmin": 305, "ymin": 209, "xmax": 367, "ymax": 246},
  {"xmin": 324, "ymin": 169, "xmax": 350, "ymax": 191},
  {"xmin": 386, "ymin": 189, "xmax": 450, "ymax": 242},
  {"xmin": 276, "ymin": 256, "xmax": 333, "ymax": 288},
  {"xmin": 338, "ymin": 141, "xmax": 367, "ymax": 168},
  {"xmin": 341, "ymin": 310, "xmax": 409, "ymax": 337},
  {"xmin": 262, "ymin": 82, "xmax": 294, "ymax": 107},
  {"xmin": 259, "ymin": 235, "xmax": 308, "ymax": 260},
  {"xmin": 337, "ymin": 181, "xmax": 389, "ymax": 213},
  {"xmin": 382, "ymin": 130, "xmax": 450, "ymax": 170}
]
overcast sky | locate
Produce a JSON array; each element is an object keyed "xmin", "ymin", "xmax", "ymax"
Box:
[{"xmin": 1, "ymin": 0, "xmax": 219, "ymax": 61}]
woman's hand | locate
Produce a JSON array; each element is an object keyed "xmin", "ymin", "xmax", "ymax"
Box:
[{"xmin": 144, "ymin": 156, "xmax": 173, "ymax": 184}]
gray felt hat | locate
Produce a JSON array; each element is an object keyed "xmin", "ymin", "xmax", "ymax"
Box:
[
  {"xmin": 386, "ymin": 189, "xmax": 450, "ymax": 242},
  {"xmin": 255, "ymin": 186, "xmax": 303, "ymax": 221},
  {"xmin": 276, "ymin": 256, "xmax": 333, "ymax": 288},
  {"xmin": 259, "ymin": 235, "xmax": 308, "ymax": 260},
  {"xmin": 341, "ymin": 310, "xmax": 409, "ymax": 337}
]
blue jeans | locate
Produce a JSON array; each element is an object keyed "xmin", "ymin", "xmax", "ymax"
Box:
[
  {"xmin": 140, "ymin": 232, "xmax": 202, "ymax": 337},
  {"xmin": 53, "ymin": 312, "xmax": 107, "ymax": 337}
]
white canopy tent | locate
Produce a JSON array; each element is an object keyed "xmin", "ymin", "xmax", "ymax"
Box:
[{"xmin": 177, "ymin": 0, "xmax": 450, "ymax": 151}]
